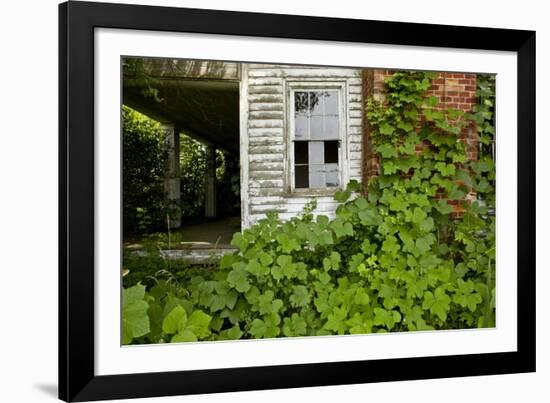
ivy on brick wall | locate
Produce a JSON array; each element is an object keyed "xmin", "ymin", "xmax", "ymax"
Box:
[
  {"xmin": 121, "ymin": 71, "xmax": 496, "ymax": 344},
  {"xmin": 364, "ymin": 71, "xmax": 495, "ymax": 329}
]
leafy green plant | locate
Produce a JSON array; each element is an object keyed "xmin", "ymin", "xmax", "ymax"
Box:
[
  {"xmin": 122, "ymin": 106, "xmax": 167, "ymax": 235},
  {"xmin": 122, "ymin": 282, "xmax": 214, "ymax": 344},
  {"xmin": 122, "ymin": 71, "xmax": 496, "ymax": 345},
  {"xmin": 122, "ymin": 106, "xmax": 241, "ymax": 236}
]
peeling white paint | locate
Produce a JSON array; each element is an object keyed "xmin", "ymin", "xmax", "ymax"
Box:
[{"xmin": 243, "ymin": 64, "xmax": 363, "ymax": 226}]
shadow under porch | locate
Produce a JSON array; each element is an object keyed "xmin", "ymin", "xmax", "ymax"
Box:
[{"xmin": 122, "ymin": 58, "xmax": 242, "ymax": 263}]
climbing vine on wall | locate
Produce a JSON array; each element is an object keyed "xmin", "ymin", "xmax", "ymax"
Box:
[
  {"xmin": 364, "ymin": 71, "xmax": 496, "ymax": 328},
  {"xmin": 121, "ymin": 71, "xmax": 496, "ymax": 344}
]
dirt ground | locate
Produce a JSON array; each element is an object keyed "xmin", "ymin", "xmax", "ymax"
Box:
[
  {"xmin": 124, "ymin": 215, "xmax": 241, "ymax": 250},
  {"xmin": 176, "ymin": 216, "xmax": 241, "ymax": 246}
]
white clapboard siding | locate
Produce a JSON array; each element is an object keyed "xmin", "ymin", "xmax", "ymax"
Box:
[
  {"xmin": 249, "ymin": 154, "xmax": 284, "ymax": 163},
  {"xmin": 249, "ymin": 137, "xmax": 284, "ymax": 146},
  {"xmin": 249, "ymin": 103, "xmax": 285, "ymax": 112},
  {"xmin": 349, "ymin": 85, "xmax": 362, "ymax": 94},
  {"xmin": 249, "ymin": 111, "xmax": 284, "ymax": 120},
  {"xmin": 349, "ymin": 118, "xmax": 362, "ymax": 127},
  {"xmin": 248, "ymin": 94, "xmax": 284, "ymax": 104},
  {"xmin": 249, "ymin": 161, "xmax": 285, "ymax": 170},
  {"xmin": 248, "ymin": 128, "xmax": 284, "ymax": 137},
  {"xmin": 249, "ymin": 119, "xmax": 284, "ymax": 129},
  {"xmin": 249, "ymin": 144, "xmax": 285, "ymax": 154},
  {"xmin": 248, "ymin": 68, "xmax": 362, "ymax": 78},
  {"xmin": 248, "ymin": 85, "xmax": 283, "ymax": 95},
  {"xmin": 350, "ymin": 110, "xmax": 363, "ymax": 119},
  {"xmin": 243, "ymin": 63, "xmax": 363, "ymax": 227},
  {"xmin": 248, "ymin": 187, "xmax": 286, "ymax": 197},
  {"xmin": 249, "ymin": 77, "xmax": 285, "ymax": 86},
  {"xmin": 350, "ymin": 160, "xmax": 362, "ymax": 169}
]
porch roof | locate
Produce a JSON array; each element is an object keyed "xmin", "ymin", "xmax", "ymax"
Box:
[{"xmin": 123, "ymin": 58, "xmax": 240, "ymax": 153}]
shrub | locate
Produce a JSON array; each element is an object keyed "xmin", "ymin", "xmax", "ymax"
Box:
[
  {"xmin": 179, "ymin": 136, "xmax": 240, "ymax": 220},
  {"xmin": 122, "ymin": 106, "xmax": 166, "ymax": 235}
]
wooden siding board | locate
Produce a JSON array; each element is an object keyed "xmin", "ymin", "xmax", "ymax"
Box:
[
  {"xmin": 248, "ymin": 187, "xmax": 285, "ymax": 197},
  {"xmin": 249, "ymin": 119, "xmax": 284, "ymax": 129},
  {"xmin": 249, "ymin": 137, "xmax": 284, "ymax": 146},
  {"xmin": 248, "ymin": 68, "xmax": 361, "ymax": 78},
  {"xmin": 248, "ymin": 85, "xmax": 283, "ymax": 95},
  {"xmin": 249, "ymin": 154, "xmax": 284, "ymax": 163},
  {"xmin": 249, "ymin": 103, "xmax": 285, "ymax": 112},
  {"xmin": 249, "ymin": 77, "xmax": 285, "ymax": 86},
  {"xmin": 248, "ymin": 94, "xmax": 284, "ymax": 103},
  {"xmin": 247, "ymin": 128, "xmax": 284, "ymax": 137},
  {"xmin": 249, "ymin": 164, "xmax": 284, "ymax": 173},
  {"xmin": 249, "ymin": 111, "xmax": 284, "ymax": 120},
  {"xmin": 249, "ymin": 144, "xmax": 285, "ymax": 154}
]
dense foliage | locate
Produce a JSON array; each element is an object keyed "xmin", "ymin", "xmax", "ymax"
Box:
[
  {"xmin": 179, "ymin": 138, "xmax": 240, "ymax": 220},
  {"xmin": 122, "ymin": 106, "xmax": 166, "ymax": 235},
  {"xmin": 122, "ymin": 71, "xmax": 496, "ymax": 344}
]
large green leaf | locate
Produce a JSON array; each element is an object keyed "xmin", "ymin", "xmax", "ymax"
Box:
[
  {"xmin": 246, "ymin": 259, "xmax": 270, "ymax": 277},
  {"xmin": 162, "ymin": 305, "xmax": 187, "ymax": 334},
  {"xmin": 249, "ymin": 318, "xmax": 267, "ymax": 338},
  {"xmin": 422, "ymin": 288, "xmax": 451, "ymax": 321},
  {"xmin": 122, "ymin": 300, "xmax": 150, "ymax": 344},
  {"xmin": 373, "ymin": 307, "xmax": 401, "ymax": 330},
  {"xmin": 227, "ymin": 265, "xmax": 251, "ymax": 293},
  {"xmin": 122, "ymin": 284, "xmax": 150, "ymax": 344},
  {"xmin": 171, "ymin": 330, "xmax": 197, "ymax": 343},
  {"xmin": 282, "ymin": 314, "xmax": 307, "ymax": 337},
  {"xmin": 290, "ymin": 285, "xmax": 310, "ymax": 308},
  {"xmin": 186, "ymin": 310, "xmax": 212, "ymax": 339}
]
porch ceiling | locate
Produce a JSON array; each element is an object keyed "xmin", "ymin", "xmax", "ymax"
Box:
[{"xmin": 123, "ymin": 72, "xmax": 240, "ymax": 153}]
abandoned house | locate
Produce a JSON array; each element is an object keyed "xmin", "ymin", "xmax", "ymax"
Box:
[{"xmin": 123, "ymin": 58, "xmax": 478, "ymax": 255}]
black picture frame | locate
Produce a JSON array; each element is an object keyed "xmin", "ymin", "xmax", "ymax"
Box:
[{"xmin": 59, "ymin": 1, "xmax": 536, "ymax": 401}]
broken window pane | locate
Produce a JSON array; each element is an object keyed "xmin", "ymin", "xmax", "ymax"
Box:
[
  {"xmin": 293, "ymin": 89, "xmax": 342, "ymax": 190},
  {"xmin": 324, "ymin": 140, "xmax": 339, "ymax": 164},
  {"xmin": 295, "ymin": 165, "xmax": 309, "ymax": 188},
  {"xmin": 294, "ymin": 141, "xmax": 308, "ymax": 164}
]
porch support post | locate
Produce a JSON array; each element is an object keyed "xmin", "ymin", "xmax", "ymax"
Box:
[
  {"xmin": 162, "ymin": 123, "xmax": 181, "ymax": 229},
  {"xmin": 205, "ymin": 145, "xmax": 217, "ymax": 218}
]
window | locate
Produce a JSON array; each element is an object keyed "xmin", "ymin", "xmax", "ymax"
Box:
[{"xmin": 292, "ymin": 90, "xmax": 341, "ymax": 189}]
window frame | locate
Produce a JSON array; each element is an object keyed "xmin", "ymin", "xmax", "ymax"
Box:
[{"xmin": 285, "ymin": 80, "xmax": 349, "ymax": 194}]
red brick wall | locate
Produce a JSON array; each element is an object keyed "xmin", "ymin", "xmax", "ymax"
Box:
[{"xmin": 362, "ymin": 70, "xmax": 478, "ymax": 212}]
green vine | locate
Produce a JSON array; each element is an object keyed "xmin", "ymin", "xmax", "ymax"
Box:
[
  {"xmin": 122, "ymin": 57, "xmax": 162, "ymax": 103},
  {"xmin": 121, "ymin": 71, "xmax": 496, "ymax": 344},
  {"xmin": 364, "ymin": 71, "xmax": 496, "ymax": 329}
]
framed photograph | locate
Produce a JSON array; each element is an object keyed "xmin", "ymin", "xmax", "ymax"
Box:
[{"xmin": 59, "ymin": 1, "xmax": 536, "ymax": 401}]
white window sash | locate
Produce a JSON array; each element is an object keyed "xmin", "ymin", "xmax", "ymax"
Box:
[{"xmin": 286, "ymin": 80, "xmax": 348, "ymax": 193}]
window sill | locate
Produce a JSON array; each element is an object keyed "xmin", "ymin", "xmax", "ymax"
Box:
[{"xmin": 285, "ymin": 188, "xmax": 341, "ymax": 198}]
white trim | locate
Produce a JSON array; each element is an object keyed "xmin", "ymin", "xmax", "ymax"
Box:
[
  {"xmin": 239, "ymin": 64, "xmax": 250, "ymax": 229},
  {"xmin": 285, "ymin": 80, "xmax": 348, "ymax": 193}
]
